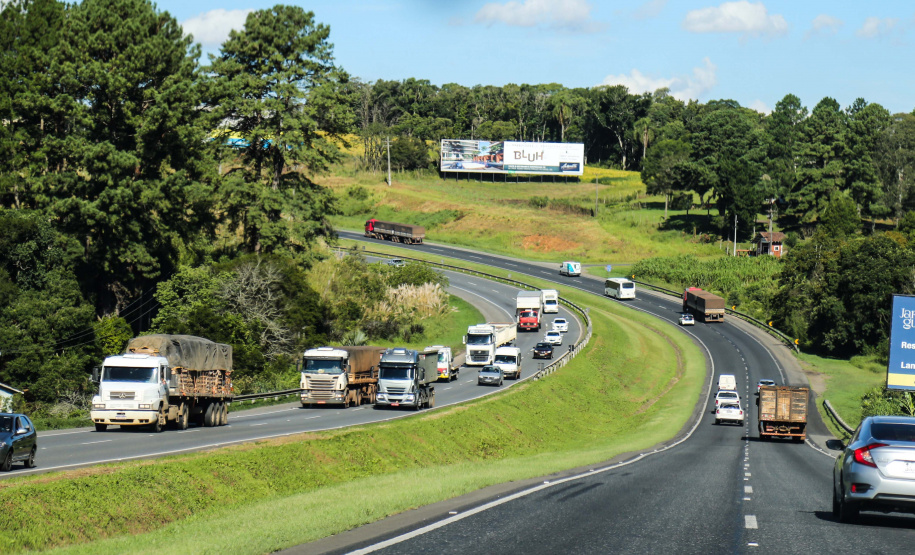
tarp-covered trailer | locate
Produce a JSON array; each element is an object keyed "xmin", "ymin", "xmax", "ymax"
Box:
[{"xmin": 683, "ymin": 288, "xmax": 726, "ymax": 322}]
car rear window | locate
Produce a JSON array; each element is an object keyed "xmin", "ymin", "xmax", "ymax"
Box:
[{"xmin": 871, "ymin": 423, "xmax": 915, "ymax": 442}]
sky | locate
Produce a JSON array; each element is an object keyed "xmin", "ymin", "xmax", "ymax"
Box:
[{"xmin": 158, "ymin": 0, "xmax": 915, "ymax": 115}]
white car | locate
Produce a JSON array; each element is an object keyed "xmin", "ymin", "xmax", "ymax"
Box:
[
  {"xmin": 678, "ymin": 313, "xmax": 695, "ymax": 326},
  {"xmin": 544, "ymin": 330, "xmax": 563, "ymax": 346},
  {"xmin": 756, "ymin": 379, "xmax": 776, "ymax": 393},
  {"xmin": 387, "ymin": 258, "xmax": 405, "ymax": 267},
  {"xmin": 551, "ymin": 318, "xmax": 569, "ymax": 333},
  {"xmin": 715, "ymin": 403, "xmax": 744, "ymax": 425},
  {"xmin": 714, "ymin": 390, "xmax": 740, "ymax": 407}
]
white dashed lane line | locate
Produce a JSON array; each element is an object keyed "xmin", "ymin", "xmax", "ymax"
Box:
[
  {"xmin": 81, "ymin": 440, "xmax": 112, "ymax": 445},
  {"xmin": 745, "ymin": 515, "xmax": 758, "ymax": 529}
]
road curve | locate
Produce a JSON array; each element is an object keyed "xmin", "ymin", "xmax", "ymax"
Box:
[
  {"xmin": 300, "ymin": 234, "xmax": 911, "ymax": 555},
  {"xmin": 8, "ymin": 268, "xmax": 581, "ymax": 479}
]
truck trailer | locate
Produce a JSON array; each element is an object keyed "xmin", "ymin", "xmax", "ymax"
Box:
[
  {"xmin": 757, "ymin": 386, "xmax": 809, "ymax": 441},
  {"xmin": 464, "ymin": 323, "xmax": 517, "ymax": 365},
  {"xmin": 301, "ymin": 346, "xmax": 385, "ymax": 407},
  {"xmin": 683, "ymin": 287, "xmax": 726, "ymax": 322},
  {"xmin": 375, "ymin": 348, "xmax": 437, "ymax": 409},
  {"xmin": 364, "ymin": 219, "xmax": 425, "ymax": 244},
  {"xmin": 516, "ymin": 290, "xmax": 544, "ymax": 331},
  {"xmin": 90, "ymin": 335, "xmax": 233, "ymax": 432}
]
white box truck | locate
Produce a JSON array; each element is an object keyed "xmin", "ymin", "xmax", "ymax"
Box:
[
  {"xmin": 425, "ymin": 345, "xmax": 458, "ymax": 381},
  {"xmin": 542, "ymin": 289, "xmax": 559, "ymax": 313},
  {"xmin": 464, "ymin": 323, "xmax": 516, "ymax": 366}
]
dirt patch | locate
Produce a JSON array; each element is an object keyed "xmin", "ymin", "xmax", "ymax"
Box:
[{"xmin": 521, "ymin": 234, "xmax": 582, "ymax": 252}]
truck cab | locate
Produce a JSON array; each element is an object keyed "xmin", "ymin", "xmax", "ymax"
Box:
[
  {"xmin": 541, "ymin": 289, "xmax": 559, "ymax": 313},
  {"xmin": 493, "ymin": 346, "xmax": 522, "ymax": 380},
  {"xmin": 301, "ymin": 347, "xmax": 349, "ymax": 405},
  {"xmin": 91, "ymin": 354, "xmax": 169, "ymax": 430},
  {"xmin": 375, "ymin": 348, "xmax": 436, "ymax": 409}
]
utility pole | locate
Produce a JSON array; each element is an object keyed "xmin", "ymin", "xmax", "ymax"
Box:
[
  {"xmin": 594, "ymin": 179, "xmax": 598, "ymax": 217},
  {"xmin": 386, "ymin": 136, "xmax": 392, "ymax": 187},
  {"xmin": 732, "ymin": 214, "xmax": 738, "ymax": 257}
]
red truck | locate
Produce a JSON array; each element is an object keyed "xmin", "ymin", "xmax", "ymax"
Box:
[{"xmin": 364, "ymin": 219, "xmax": 425, "ymax": 244}]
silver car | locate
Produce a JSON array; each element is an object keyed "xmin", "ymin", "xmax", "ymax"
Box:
[
  {"xmin": 477, "ymin": 365, "xmax": 503, "ymax": 387},
  {"xmin": 832, "ymin": 416, "xmax": 915, "ymax": 522}
]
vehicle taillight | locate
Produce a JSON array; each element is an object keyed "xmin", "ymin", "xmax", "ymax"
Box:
[
  {"xmin": 739, "ymin": 411, "xmax": 743, "ymax": 415},
  {"xmin": 853, "ymin": 443, "xmax": 888, "ymax": 468}
]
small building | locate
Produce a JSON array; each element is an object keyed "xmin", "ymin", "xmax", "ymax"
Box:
[
  {"xmin": 753, "ymin": 232, "xmax": 786, "ymax": 258},
  {"xmin": 0, "ymin": 382, "xmax": 23, "ymax": 412}
]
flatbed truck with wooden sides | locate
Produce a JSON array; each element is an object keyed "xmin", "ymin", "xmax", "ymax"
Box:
[
  {"xmin": 683, "ymin": 287, "xmax": 726, "ymax": 322},
  {"xmin": 364, "ymin": 219, "xmax": 425, "ymax": 244},
  {"xmin": 757, "ymin": 385, "xmax": 809, "ymax": 441},
  {"xmin": 301, "ymin": 346, "xmax": 385, "ymax": 407}
]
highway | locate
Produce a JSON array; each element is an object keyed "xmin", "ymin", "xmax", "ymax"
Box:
[
  {"xmin": 9, "ymin": 268, "xmax": 581, "ymax": 479},
  {"xmin": 298, "ymin": 233, "xmax": 915, "ymax": 554}
]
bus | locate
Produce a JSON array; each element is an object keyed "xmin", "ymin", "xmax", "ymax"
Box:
[{"xmin": 605, "ymin": 278, "xmax": 636, "ymax": 300}]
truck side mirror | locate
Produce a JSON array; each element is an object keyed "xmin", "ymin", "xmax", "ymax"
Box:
[
  {"xmin": 462, "ymin": 335, "xmax": 467, "ymax": 345},
  {"xmin": 92, "ymin": 367, "xmax": 100, "ymax": 383}
]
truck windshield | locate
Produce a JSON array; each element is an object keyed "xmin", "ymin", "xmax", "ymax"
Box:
[
  {"xmin": 379, "ymin": 365, "xmax": 413, "ymax": 380},
  {"xmin": 466, "ymin": 334, "xmax": 493, "ymax": 345},
  {"xmin": 519, "ymin": 310, "xmax": 536, "ymax": 317},
  {"xmin": 494, "ymin": 355, "xmax": 516, "ymax": 364},
  {"xmin": 102, "ymin": 366, "xmax": 157, "ymax": 383},
  {"xmin": 544, "ymin": 300, "xmax": 557, "ymax": 306},
  {"xmin": 437, "ymin": 352, "xmax": 447, "ymax": 362},
  {"xmin": 305, "ymin": 359, "xmax": 344, "ymax": 374}
]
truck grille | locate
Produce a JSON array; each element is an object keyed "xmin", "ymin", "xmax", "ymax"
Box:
[
  {"xmin": 386, "ymin": 387, "xmax": 407, "ymax": 395},
  {"xmin": 108, "ymin": 391, "xmax": 135, "ymax": 400},
  {"xmin": 309, "ymin": 390, "xmax": 335, "ymax": 399},
  {"xmin": 470, "ymin": 351, "xmax": 489, "ymax": 362},
  {"xmin": 306, "ymin": 377, "xmax": 336, "ymax": 390}
]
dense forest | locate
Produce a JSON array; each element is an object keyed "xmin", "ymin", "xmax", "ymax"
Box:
[{"xmin": 1, "ymin": 0, "xmax": 915, "ymax": 411}]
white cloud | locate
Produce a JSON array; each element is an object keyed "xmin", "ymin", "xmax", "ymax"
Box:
[
  {"xmin": 632, "ymin": 0, "xmax": 667, "ymax": 20},
  {"xmin": 683, "ymin": 1, "xmax": 787, "ymax": 37},
  {"xmin": 182, "ymin": 9, "xmax": 253, "ymax": 47},
  {"xmin": 856, "ymin": 17, "xmax": 898, "ymax": 39},
  {"xmin": 474, "ymin": 0, "xmax": 594, "ymax": 30},
  {"xmin": 599, "ymin": 58, "xmax": 718, "ymax": 102},
  {"xmin": 809, "ymin": 14, "xmax": 843, "ymax": 35},
  {"xmin": 748, "ymin": 100, "xmax": 770, "ymax": 114}
]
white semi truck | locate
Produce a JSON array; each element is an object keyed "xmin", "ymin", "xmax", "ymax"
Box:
[
  {"xmin": 90, "ymin": 334, "xmax": 233, "ymax": 432},
  {"xmin": 375, "ymin": 348, "xmax": 438, "ymax": 410},
  {"xmin": 464, "ymin": 323, "xmax": 516, "ymax": 366},
  {"xmin": 300, "ymin": 346, "xmax": 385, "ymax": 407}
]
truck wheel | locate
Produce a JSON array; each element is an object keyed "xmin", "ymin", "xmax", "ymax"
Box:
[
  {"xmin": 429, "ymin": 393, "xmax": 435, "ymax": 408},
  {"xmin": 177, "ymin": 405, "xmax": 189, "ymax": 430},
  {"xmin": 343, "ymin": 390, "xmax": 351, "ymax": 409},
  {"xmin": 355, "ymin": 391, "xmax": 363, "ymax": 406},
  {"xmin": 220, "ymin": 402, "xmax": 228, "ymax": 426},
  {"xmin": 151, "ymin": 410, "xmax": 164, "ymax": 433},
  {"xmin": 95, "ymin": 423, "xmax": 107, "ymax": 432},
  {"xmin": 204, "ymin": 403, "xmax": 215, "ymax": 427}
]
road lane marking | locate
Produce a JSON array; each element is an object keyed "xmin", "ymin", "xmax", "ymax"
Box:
[
  {"xmin": 81, "ymin": 440, "xmax": 112, "ymax": 445},
  {"xmin": 745, "ymin": 515, "xmax": 758, "ymax": 529},
  {"xmin": 745, "ymin": 472, "xmax": 751, "ymax": 477},
  {"xmin": 177, "ymin": 430, "xmax": 200, "ymax": 434},
  {"xmin": 745, "ymin": 486, "xmax": 753, "ymax": 494},
  {"xmin": 250, "ymin": 422, "xmax": 269, "ymax": 427}
]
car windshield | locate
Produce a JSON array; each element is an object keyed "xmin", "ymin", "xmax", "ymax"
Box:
[
  {"xmin": 102, "ymin": 366, "xmax": 157, "ymax": 383},
  {"xmin": 871, "ymin": 423, "xmax": 915, "ymax": 442},
  {"xmin": 494, "ymin": 355, "xmax": 516, "ymax": 364},
  {"xmin": 305, "ymin": 358, "xmax": 344, "ymax": 375},
  {"xmin": 466, "ymin": 333, "xmax": 493, "ymax": 345},
  {"xmin": 536, "ymin": 343, "xmax": 551, "ymax": 349},
  {"xmin": 379, "ymin": 365, "xmax": 412, "ymax": 380},
  {"xmin": 480, "ymin": 367, "xmax": 499, "ymax": 373},
  {"xmin": 0, "ymin": 415, "xmax": 12, "ymax": 433}
]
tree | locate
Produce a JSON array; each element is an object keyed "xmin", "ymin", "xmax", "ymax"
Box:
[
  {"xmin": 765, "ymin": 94, "xmax": 807, "ymax": 199},
  {"xmin": 790, "ymin": 97, "xmax": 848, "ymax": 223},
  {"xmin": 875, "ymin": 113, "xmax": 915, "ymax": 226},
  {"xmin": 641, "ymin": 139, "xmax": 691, "ymax": 218},
  {"xmin": 845, "ymin": 99, "xmax": 891, "ymax": 227},
  {"xmin": 819, "ymin": 190, "xmax": 860, "ymax": 238},
  {"xmin": 206, "ymin": 6, "xmax": 346, "ymax": 255}
]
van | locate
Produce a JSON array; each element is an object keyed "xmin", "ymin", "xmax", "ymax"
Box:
[
  {"xmin": 559, "ymin": 261, "xmax": 581, "ymax": 277},
  {"xmin": 493, "ymin": 346, "xmax": 522, "ymax": 380},
  {"xmin": 541, "ymin": 289, "xmax": 559, "ymax": 313},
  {"xmin": 718, "ymin": 374, "xmax": 737, "ymax": 391}
]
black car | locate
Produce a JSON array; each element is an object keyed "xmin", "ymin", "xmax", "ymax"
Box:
[
  {"xmin": 532, "ymin": 342, "xmax": 554, "ymax": 359},
  {"xmin": 0, "ymin": 413, "xmax": 37, "ymax": 471}
]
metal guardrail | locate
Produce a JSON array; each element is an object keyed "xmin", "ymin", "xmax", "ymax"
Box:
[
  {"xmin": 823, "ymin": 399, "xmax": 855, "ymax": 434},
  {"xmin": 630, "ymin": 280, "xmax": 799, "ymax": 353},
  {"xmin": 234, "ymin": 388, "xmax": 301, "ymax": 403},
  {"xmin": 330, "ymin": 245, "xmax": 594, "ymax": 381}
]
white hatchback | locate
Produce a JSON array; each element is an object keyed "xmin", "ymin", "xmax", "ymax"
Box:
[{"xmin": 715, "ymin": 403, "xmax": 744, "ymax": 425}]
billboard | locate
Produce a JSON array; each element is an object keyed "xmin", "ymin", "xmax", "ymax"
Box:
[
  {"xmin": 887, "ymin": 294, "xmax": 915, "ymax": 390},
  {"xmin": 440, "ymin": 139, "xmax": 584, "ymax": 176}
]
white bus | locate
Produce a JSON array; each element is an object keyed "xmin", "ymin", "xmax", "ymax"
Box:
[{"xmin": 605, "ymin": 278, "xmax": 636, "ymax": 300}]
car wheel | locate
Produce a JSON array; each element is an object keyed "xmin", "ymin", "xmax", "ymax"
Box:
[
  {"xmin": 739, "ymin": 420, "xmax": 744, "ymax": 426},
  {"xmin": 25, "ymin": 446, "xmax": 36, "ymax": 468},
  {"xmin": 1, "ymin": 451, "xmax": 11, "ymax": 472}
]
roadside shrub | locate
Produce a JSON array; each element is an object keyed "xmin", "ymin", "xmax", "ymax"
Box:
[{"xmin": 529, "ymin": 196, "xmax": 549, "ymax": 209}]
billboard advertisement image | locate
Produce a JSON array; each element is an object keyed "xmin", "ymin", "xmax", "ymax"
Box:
[
  {"xmin": 887, "ymin": 294, "xmax": 915, "ymax": 390},
  {"xmin": 440, "ymin": 139, "xmax": 584, "ymax": 176}
]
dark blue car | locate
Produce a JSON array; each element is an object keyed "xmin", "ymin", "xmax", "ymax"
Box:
[{"xmin": 0, "ymin": 413, "xmax": 37, "ymax": 471}]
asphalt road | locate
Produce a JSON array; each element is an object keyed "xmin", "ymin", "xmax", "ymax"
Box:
[
  {"xmin": 7, "ymin": 268, "xmax": 581, "ymax": 479},
  {"xmin": 309, "ymin": 233, "xmax": 915, "ymax": 554}
]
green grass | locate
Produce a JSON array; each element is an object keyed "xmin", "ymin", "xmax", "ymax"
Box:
[
  {"xmin": 0, "ymin": 248, "xmax": 704, "ymax": 554},
  {"xmin": 800, "ymin": 353, "xmax": 886, "ymax": 439}
]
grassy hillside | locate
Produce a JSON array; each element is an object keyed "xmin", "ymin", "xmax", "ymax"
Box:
[
  {"xmin": 0, "ymin": 254, "xmax": 704, "ymax": 554},
  {"xmin": 322, "ymin": 163, "xmax": 727, "ymax": 265}
]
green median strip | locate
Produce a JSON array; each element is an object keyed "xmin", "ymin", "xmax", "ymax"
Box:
[{"xmin": 0, "ymin": 246, "xmax": 704, "ymax": 554}]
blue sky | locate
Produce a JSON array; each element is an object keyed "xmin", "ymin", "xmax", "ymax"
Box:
[{"xmin": 159, "ymin": 0, "xmax": 915, "ymax": 114}]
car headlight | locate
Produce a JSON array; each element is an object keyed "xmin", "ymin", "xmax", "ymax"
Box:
[
  {"xmin": 0, "ymin": 441, "xmax": 6, "ymax": 448},
  {"xmin": 138, "ymin": 404, "xmax": 151, "ymax": 409},
  {"xmin": 93, "ymin": 403, "xmax": 106, "ymax": 409}
]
